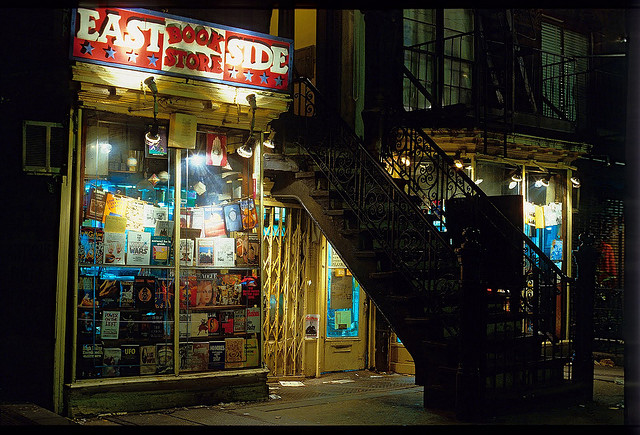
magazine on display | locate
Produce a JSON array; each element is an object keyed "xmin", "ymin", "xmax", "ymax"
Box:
[
  {"xmin": 213, "ymin": 237, "xmax": 235, "ymax": 268},
  {"xmin": 127, "ymin": 231, "xmax": 151, "ymax": 265},
  {"xmin": 103, "ymin": 232, "xmax": 126, "ymax": 265}
]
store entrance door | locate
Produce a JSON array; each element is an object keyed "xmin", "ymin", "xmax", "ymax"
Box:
[{"xmin": 320, "ymin": 243, "xmax": 368, "ymax": 373}]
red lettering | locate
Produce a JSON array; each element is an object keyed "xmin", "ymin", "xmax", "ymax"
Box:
[
  {"xmin": 207, "ymin": 30, "xmax": 225, "ymax": 52},
  {"xmin": 186, "ymin": 52, "xmax": 199, "ymax": 70},
  {"xmin": 210, "ymin": 54, "xmax": 223, "ymax": 73},
  {"xmin": 164, "ymin": 47, "xmax": 177, "ymax": 67},
  {"xmin": 183, "ymin": 25, "xmax": 195, "ymax": 43},
  {"xmin": 197, "ymin": 53, "xmax": 210, "ymax": 71},
  {"xmin": 196, "ymin": 27, "xmax": 209, "ymax": 46},
  {"xmin": 166, "ymin": 25, "xmax": 182, "ymax": 44}
]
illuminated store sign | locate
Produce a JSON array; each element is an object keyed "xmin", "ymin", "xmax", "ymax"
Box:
[{"xmin": 70, "ymin": 8, "xmax": 293, "ymax": 92}]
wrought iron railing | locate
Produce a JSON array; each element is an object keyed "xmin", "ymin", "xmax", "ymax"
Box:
[{"xmin": 289, "ymin": 77, "xmax": 459, "ymax": 316}]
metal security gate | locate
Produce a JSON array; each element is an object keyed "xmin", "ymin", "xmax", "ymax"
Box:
[{"xmin": 262, "ymin": 204, "xmax": 319, "ymax": 377}]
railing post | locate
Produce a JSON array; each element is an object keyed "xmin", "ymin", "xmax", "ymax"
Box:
[
  {"xmin": 455, "ymin": 227, "xmax": 485, "ymax": 421},
  {"xmin": 572, "ymin": 232, "xmax": 598, "ymax": 400}
]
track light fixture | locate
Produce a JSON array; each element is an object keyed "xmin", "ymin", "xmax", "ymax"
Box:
[
  {"xmin": 238, "ymin": 94, "xmax": 258, "ymax": 159},
  {"xmin": 570, "ymin": 176, "xmax": 581, "ymax": 188},
  {"xmin": 509, "ymin": 167, "xmax": 523, "ymax": 182},
  {"xmin": 263, "ymin": 130, "xmax": 276, "ymax": 149},
  {"xmin": 237, "ymin": 136, "xmax": 255, "ymax": 158},
  {"xmin": 144, "ymin": 76, "xmax": 160, "ymax": 146}
]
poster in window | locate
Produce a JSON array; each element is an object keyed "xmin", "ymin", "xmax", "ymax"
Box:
[{"xmin": 330, "ymin": 271, "xmax": 353, "ymax": 310}]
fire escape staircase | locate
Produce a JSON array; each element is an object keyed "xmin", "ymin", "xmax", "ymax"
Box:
[{"xmin": 270, "ymin": 76, "xmax": 576, "ymax": 413}]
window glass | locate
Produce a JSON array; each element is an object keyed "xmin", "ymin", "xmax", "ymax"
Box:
[
  {"xmin": 326, "ymin": 243, "xmax": 360, "ymax": 338},
  {"xmin": 525, "ymin": 170, "xmax": 565, "ymax": 268}
]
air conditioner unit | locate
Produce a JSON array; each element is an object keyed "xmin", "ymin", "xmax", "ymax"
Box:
[{"xmin": 22, "ymin": 120, "xmax": 65, "ymax": 175}]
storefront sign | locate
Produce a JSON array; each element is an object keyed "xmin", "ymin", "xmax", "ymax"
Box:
[{"xmin": 70, "ymin": 8, "xmax": 293, "ymax": 92}]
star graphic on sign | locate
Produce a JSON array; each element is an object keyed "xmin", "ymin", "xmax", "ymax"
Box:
[
  {"xmin": 275, "ymin": 76, "xmax": 283, "ymax": 86},
  {"xmin": 228, "ymin": 68, "xmax": 238, "ymax": 79},
  {"xmin": 127, "ymin": 50, "xmax": 138, "ymax": 63},
  {"xmin": 244, "ymin": 70, "xmax": 253, "ymax": 82},
  {"xmin": 259, "ymin": 72, "xmax": 269, "ymax": 84},
  {"xmin": 80, "ymin": 40, "xmax": 94, "ymax": 55},
  {"xmin": 103, "ymin": 46, "xmax": 116, "ymax": 59},
  {"xmin": 147, "ymin": 54, "xmax": 159, "ymax": 67}
]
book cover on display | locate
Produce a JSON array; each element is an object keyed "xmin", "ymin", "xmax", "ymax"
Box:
[
  {"xmin": 120, "ymin": 280, "xmax": 135, "ymax": 308},
  {"xmin": 86, "ymin": 187, "xmax": 107, "ymax": 221},
  {"xmin": 236, "ymin": 233, "xmax": 259, "ymax": 266},
  {"xmin": 203, "ymin": 205, "xmax": 226, "ymax": 237},
  {"xmin": 155, "ymin": 279, "xmax": 173, "ymax": 310},
  {"xmin": 120, "ymin": 344, "xmax": 140, "ymax": 377},
  {"xmin": 151, "ymin": 236, "xmax": 171, "ymax": 266},
  {"xmin": 155, "ymin": 220, "xmax": 174, "ymax": 238},
  {"xmin": 191, "ymin": 207, "xmax": 205, "ymax": 233},
  {"xmin": 179, "ymin": 342, "xmax": 194, "ymax": 371},
  {"xmin": 215, "ymin": 274, "xmax": 242, "ymax": 305},
  {"xmin": 245, "ymin": 338, "xmax": 259, "ymax": 368},
  {"xmin": 179, "ymin": 313, "xmax": 190, "ymax": 339},
  {"xmin": 156, "ymin": 344, "xmax": 173, "ymax": 374},
  {"xmin": 78, "ymin": 343, "xmax": 102, "ymax": 378},
  {"xmin": 103, "ymin": 193, "xmax": 128, "ymax": 223},
  {"xmin": 97, "ymin": 279, "xmax": 121, "ymax": 309},
  {"xmin": 190, "ymin": 312, "xmax": 209, "ymax": 337},
  {"xmin": 220, "ymin": 310, "xmax": 235, "ymax": 335},
  {"xmin": 119, "ymin": 311, "xmax": 139, "ymax": 340},
  {"xmin": 102, "ymin": 347, "xmax": 121, "ymax": 377},
  {"xmin": 127, "ymin": 231, "xmax": 151, "ymax": 265},
  {"xmin": 149, "ymin": 314, "xmax": 166, "ymax": 339},
  {"xmin": 208, "ymin": 340, "xmax": 225, "ymax": 370},
  {"xmin": 179, "ymin": 274, "xmax": 197, "ymax": 309},
  {"xmin": 125, "ymin": 198, "xmax": 146, "ymax": 231},
  {"xmin": 196, "ymin": 273, "xmax": 216, "ymax": 307},
  {"xmin": 233, "ymin": 309, "xmax": 246, "ymax": 333},
  {"xmin": 225, "ymin": 337, "xmax": 245, "ymax": 369},
  {"xmin": 239, "ymin": 198, "xmax": 258, "ymax": 230},
  {"xmin": 101, "ymin": 310, "xmax": 120, "ymax": 339},
  {"xmin": 77, "ymin": 309, "xmax": 95, "ymax": 340},
  {"xmin": 213, "ymin": 237, "xmax": 235, "ymax": 268},
  {"xmin": 140, "ymin": 345, "xmax": 157, "ymax": 375},
  {"xmin": 241, "ymin": 276, "xmax": 260, "ymax": 307},
  {"xmin": 246, "ymin": 307, "xmax": 260, "ymax": 334},
  {"xmin": 196, "ymin": 237, "xmax": 215, "ymax": 266},
  {"xmin": 207, "ymin": 311, "xmax": 221, "ymax": 336},
  {"xmin": 104, "ymin": 214, "xmax": 127, "ymax": 233},
  {"xmin": 134, "ymin": 276, "xmax": 156, "ymax": 310},
  {"xmin": 103, "ymin": 232, "xmax": 126, "ymax": 264},
  {"xmin": 223, "ymin": 203, "xmax": 243, "ymax": 232},
  {"xmin": 180, "ymin": 238, "xmax": 194, "ymax": 266},
  {"xmin": 79, "ymin": 226, "xmax": 103, "ymax": 264},
  {"xmin": 191, "ymin": 342, "xmax": 210, "ymax": 371},
  {"xmin": 78, "ymin": 276, "xmax": 96, "ymax": 308}
]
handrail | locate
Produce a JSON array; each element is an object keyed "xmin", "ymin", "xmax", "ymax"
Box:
[{"xmin": 289, "ymin": 76, "xmax": 459, "ymax": 311}]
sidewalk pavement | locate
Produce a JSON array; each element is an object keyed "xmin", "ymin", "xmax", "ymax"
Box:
[{"xmin": 1, "ymin": 363, "xmax": 629, "ymax": 427}]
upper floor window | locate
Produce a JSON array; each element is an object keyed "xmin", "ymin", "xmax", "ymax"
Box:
[
  {"xmin": 403, "ymin": 9, "xmax": 474, "ymax": 111},
  {"xmin": 541, "ymin": 22, "xmax": 588, "ymax": 122}
]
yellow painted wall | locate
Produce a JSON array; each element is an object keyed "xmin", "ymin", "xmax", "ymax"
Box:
[{"xmin": 269, "ymin": 8, "xmax": 316, "ymax": 48}]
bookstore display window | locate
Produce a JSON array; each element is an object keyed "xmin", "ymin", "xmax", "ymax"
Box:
[
  {"xmin": 76, "ymin": 111, "xmax": 261, "ymax": 380},
  {"xmin": 326, "ymin": 243, "xmax": 360, "ymax": 338}
]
